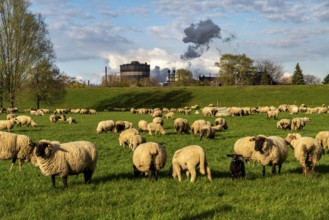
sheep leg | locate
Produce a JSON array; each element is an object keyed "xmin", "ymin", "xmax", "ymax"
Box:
[
  {"xmin": 51, "ymin": 175, "xmax": 56, "ymax": 188},
  {"xmin": 84, "ymin": 170, "xmax": 93, "ymax": 183},
  {"xmin": 173, "ymin": 165, "xmax": 182, "ymax": 182},
  {"xmin": 9, "ymin": 158, "xmax": 17, "ymax": 172},
  {"xmin": 272, "ymin": 164, "xmax": 277, "ymax": 174},
  {"xmin": 278, "ymin": 164, "xmax": 282, "ymax": 174},
  {"xmin": 62, "ymin": 176, "xmax": 68, "ymax": 187},
  {"xmin": 188, "ymin": 165, "xmax": 197, "ymax": 183},
  {"xmin": 262, "ymin": 166, "xmax": 266, "ymax": 177}
]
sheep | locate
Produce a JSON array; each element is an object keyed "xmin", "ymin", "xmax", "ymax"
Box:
[
  {"xmin": 233, "ymin": 136, "xmax": 259, "ymax": 163},
  {"xmin": 200, "ymin": 125, "xmax": 215, "ymax": 140},
  {"xmin": 118, "ymin": 128, "xmax": 139, "ymax": 147},
  {"xmin": 285, "ymin": 134, "xmax": 322, "ymax": 176},
  {"xmin": 89, "ymin": 109, "xmax": 97, "ymax": 114},
  {"xmin": 174, "ymin": 118, "xmax": 190, "ymax": 134},
  {"xmin": 164, "ymin": 112, "xmax": 174, "ymax": 119},
  {"xmin": 6, "ymin": 113, "xmax": 16, "ymax": 120},
  {"xmin": 33, "ymin": 140, "xmax": 98, "ymax": 187},
  {"xmin": 211, "ymin": 124, "xmax": 224, "ymax": 132},
  {"xmin": 138, "ymin": 120, "xmax": 149, "ymax": 132},
  {"xmin": 214, "ymin": 117, "xmax": 228, "ymax": 130},
  {"xmin": 15, "ymin": 115, "xmax": 37, "ymax": 127},
  {"xmin": 250, "ymin": 135, "xmax": 288, "ymax": 176},
  {"xmin": 288, "ymin": 105, "xmax": 299, "ymax": 114},
  {"xmin": 132, "ymin": 142, "xmax": 167, "ymax": 180},
  {"xmin": 147, "ymin": 122, "xmax": 166, "ymax": 135},
  {"xmin": 256, "ymin": 106, "xmax": 270, "ymax": 113},
  {"xmin": 227, "ymin": 154, "xmax": 246, "ymax": 179},
  {"xmin": 0, "ymin": 131, "xmax": 34, "ymax": 171},
  {"xmin": 315, "ymin": 131, "xmax": 329, "ymax": 153},
  {"xmin": 291, "ymin": 117, "xmax": 310, "ymax": 130},
  {"xmin": 227, "ymin": 107, "xmax": 244, "ymax": 116},
  {"xmin": 191, "ymin": 119, "xmax": 212, "ymax": 135},
  {"xmin": 0, "ymin": 118, "xmax": 16, "ymax": 131},
  {"xmin": 276, "ymin": 119, "xmax": 291, "ymax": 130},
  {"xmin": 96, "ymin": 120, "xmax": 115, "ymax": 134},
  {"xmin": 114, "ymin": 120, "xmax": 126, "ymax": 133},
  {"xmin": 152, "ymin": 117, "xmax": 164, "ymax": 126},
  {"xmin": 66, "ymin": 117, "xmax": 77, "ymax": 124},
  {"xmin": 202, "ymin": 107, "xmax": 218, "ymax": 117},
  {"xmin": 49, "ymin": 114, "xmax": 60, "ymax": 123},
  {"xmin": 152, "ymin": 110, "xmax": 162, "ymax": 118},
  {"xmin": 79, "ymin": 109, "xmax": 89, "ymax": 114},
  {"xmin": 169, "ymin": 145, "xmax": 212, "ymax": 183},
  {"xmin": 266, "ymin": 109, "xmax": 279, "ymax": 119},
  {"xmin": 129, "ymin": 134, "xmax": 146, "ymax": 151},
  {"xmin": 123, "ymin": 120, "xmax": 134, "ymax": 129}
]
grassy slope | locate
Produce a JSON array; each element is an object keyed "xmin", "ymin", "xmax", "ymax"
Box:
[{"xmin": 1, "ymin": 85, "xmax": 329, "ymax": 219}]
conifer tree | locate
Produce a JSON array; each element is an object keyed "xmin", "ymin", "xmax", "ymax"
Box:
[{"xmin": 292, "ymin": 63, "xmax": 305, "ymax": 85}]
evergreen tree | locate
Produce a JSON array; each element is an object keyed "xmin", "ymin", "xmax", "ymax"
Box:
[
  {"xmin": 322, "ymin": 74, "xmax": 329, "ymax": 84},
  {"xmin": 260, "ymin": 68, "xmax": 272, "ymax": 85},
  {"xmin": 292, "ymin": 63, "xmax": 305, "ymax": 85}
]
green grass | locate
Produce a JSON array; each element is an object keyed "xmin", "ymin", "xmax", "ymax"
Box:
[{"xmin": 1, "ymin": 85, "xmax": 329, "ymax": 219}]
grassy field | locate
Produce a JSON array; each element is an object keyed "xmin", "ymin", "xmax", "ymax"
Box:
[{"xmin": 1, "ymin": 85, "xmax": 329, "ymax": 219}]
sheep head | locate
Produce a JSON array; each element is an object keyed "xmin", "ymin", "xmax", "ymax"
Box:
[{"xmin": 35, "ymin": 142, "xmax": 53, "ymax": 158}]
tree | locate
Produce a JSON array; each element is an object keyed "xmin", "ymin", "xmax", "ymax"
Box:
[
  {"xmin": 172, "ymin": 68, "xmax": 194, "ymax": 86},
  {"xmin": 256, "ymin": 59, "xmax": 283, "ymax": 84},
  {"xmin": 304, "ymin": 74, "xmax": 321, "ymax": 85},
  {"xmin": 0, "ymin": 0, "xmax": 54, "ymax": 107},
  {"xmin": 291, "ymin": 63, "xmax": 305, "ymax": 85},
  {"xmin": 260, "ymin": 69, "xmax": 272, "ymax": 85},
  {"xmin": 215, "ymin": 54, "xmax": 256, "ymax": 86},
  {"xmin": 26, "ymin": 59, "xmax": 66, "ymax": 109},
  {"xmin": 322, "ymin": 74, "xmax": 329, "ymax": 84}
]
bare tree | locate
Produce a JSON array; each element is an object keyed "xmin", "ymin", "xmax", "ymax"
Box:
[
  {"xmin": 256, "ymin": 59, "xmax": 283, "ymax": 84},
  {"xmin": 304, "ymin": 74, "xmax": 321, "ymax": 85}
]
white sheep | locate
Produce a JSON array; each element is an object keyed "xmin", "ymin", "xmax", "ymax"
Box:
[
  {"xmin": 191, "ymin": 119, "xmax": 212, "ymax": 135},
  {"xmin": 152, "ymin": 110, "xmax": 163, "ymax": 118},
  {"xmin": 233, "ymin": 136, "xmax": 259, "ymax": 163},
  {"xmin": 169, "ymin": 145, "xmax": 212, "ymax": 183},
  {"xmin": 202, "ymin": 107, "xmax": 218, "ymax": 117},
  {"xmin": 200, "ymin": 125, "xmax": 215, "ymax": 140},
  {"xmin": 164, "ymin": 112, "xmax": 174, "ymax": 119},
  {"xmin": 123, "ymin": 120, "xmax": 134, "ymax": 129},
  {"xmin": 266, "ymin": 109, "xmax": 279, "ymax": 119},
  {"xmin": 129, "ymin": 134, "xmax": 146, "ymax": 151},
  {"xmin": 315, "ymin": 131, "xmax": 329, "ymax": 152},
  {"xmin": 174, "ymin": 118, "xmax": 190, "ymax": 134},
  {"xmin": 285, "ymin": 134, "xmax": 322, "ymax": 176},
  {"xmin": 132, "ymin": 142, "xmax": 167, "ymax": 180},
  {"xmin": 118, "ymin": 128, "xmax": 139, "ymax": 147},
  {"xmin": 147, "ymin": 122, "xmax": 166, "ymax": 135},
  {"xmin": 291, "ymin": 117, "xmax": 310, "ymax": 130},
  {"xmin": 66, "ymin": 117, "xmax": 77, "ymax": 124},
  {"xmin": 96, "ymin": 120, "xmax": 115, "ymax": 134},
  {"xmin": 250, "ymin": 135, "xmax": 288, "ymax": 176},
  {"xmin": 6, "ymin": 113, "xmax": 16, "ymax": 120},
  {"xmin": 138, "ymin": 120, "xmax": 149, "ymax": 132},
  {"xmin": 276, "ymin": 119, "xmax": 291, "ymax": 130},
  {"xmin": 33, "ymin": 140, "xmax": 98, "ymax": 187},
  {"xmin": 0, "ymin": 131, "xmax": 34, "ymax": 171},
  {"xmin": 214, "ymin": 117, "xmax": 228, "ymax": 130},
  {"xmin": 0, "ymin": 118, "xmax": 17, "ymax": 131},
  {"xmin": 152, "ymin": 117, "xmax": 163, "ymax": 126},
  {"xmin": 227, "ymin": 107, "xmax": 244, "ymax": 116},
  {"xmin": 16, "ymin": 115, "xmax": 37, "ymax": 127}
]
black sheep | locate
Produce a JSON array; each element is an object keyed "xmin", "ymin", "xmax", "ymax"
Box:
[{"xmin": 227, "ymin": 154, "xmax": 245, "ymax": 179}]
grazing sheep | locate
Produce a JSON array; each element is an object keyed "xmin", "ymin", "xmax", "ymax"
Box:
[
  {"xmin": 267, "ymin": 109, "xmax": 279, "ymax": 119},
  {"xmin": 202, "ymin": 107, "xmax": 218, "ymax": 117},
  {"xmin": 288, "ymin": 105, "xmax": 299, "ymax": 114},
  {"xmin": 291, "ymin": 117, "xmax": 310, "ymax": 130},
  {"xmin": 114, "ymin": 120, "xmax": 126, "ymax": 133},
  {"xmin": 79, "ymin": 109, "xmax": 89, "ymax": 114},
  {"xmin": 96, "ymin": 120, "xmax": 115, "ymax": 134},
  {"xmin": 250, "ymin": 135, "xmax": 288, "ymax": 176},
  {"xmin": 6, "ymin": 113, "xmax": 16, "ymax": 120},
  {"xmin": 256, "ymin": 106, "xmax": 270, "ymax": 113},
  {"xmin": 276, "ymin": 119, "xmax": 291, "ymax": 130},
  {"xmin": 0, "ymin": 118, "xmax": 16, "ymax": 131},
  {"xmin": 138, "ymin": 120, "xmax": 149, "ymax": 132},
  {"xmin": 174, "ymin": 118, "xmax": 190, "ymax": 134},
  {"xmin": 49, "ymin": 114, "xmax": 61, "ymax": 123},
  {"xmin": 152, "ymin": 110, "xmax": 163, "ymax": 118},
  {"xmin": 66, "ymin": 117, "xmax": 77, "ymax": 124},
  {"xmin": 227, "ymin": 154, "xmax": 245, "ymax": 179},
  {"xmin": 200, "ymin": 125, "xmax": 215, "ymax": 140},
  {"xmin": 123, "ymin": 121, "xmax": 134, "ymax": 129},
  {"xmin": 152, "ymin": 117, "xmax": 164, "ymax": 126},
  {"xmin": 15, "ymin": 115, "xmax": 37, "ymax": 127},
  {"xmin": 227, "ymin": 107, "xmax": 244, "ymax": 116},
  {"xmin": 191, "ymin": 119, "xmax": 212, "ymax": 135},
  {"xmin": 147, "ymin": 122, "xmax": 166, "ymax": 135},
  {"xmin": 233, "ymin": 136, "xmax": 259, "ymax": 163},
  {"xmin": 132, "ymin": 142, "xmax": 167, "ymax": 180},
  {"xmin": 214, "ymin": 117, "xmax": 228, "ymax": 130},
  {"xmin": 164, "ymin": 112, "xmax": 174, "ymax": 119},
  {"xmin": 129, "ymin": 134, "xmax": 146, "ymax": 151},
  {"xmin": 0, "ymin": 131, "xmax": 34, "ymax": 171},
  {"xmin": 34, "ymin": 140, "xmax": 98, "ymax": 187},
  {"xmin": 169, "ymin": 145, "xmax": 212, "ymax": 183},
  {"xmin": 315, "ymin": 131, "xmax": 329, "ymax": 153},
  {"xmin": 118, "ymin": 128, "xmax": 139, "ymax": 147},
  {"xmin": 285, "ymin": 134, "xmax": 322, "ymax": 176},
  {"xmin": 89, "ymin": 109, "xmax": 97, "ymax": 114}
]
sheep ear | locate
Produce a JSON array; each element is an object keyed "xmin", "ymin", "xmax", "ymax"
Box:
[
  {"xmin": 249, "ymin": 137, "xmax": 255, "ymax": 142},
  {"xmin": 226, "ymin": 154, "xmax": 233, "ymax": 158}
]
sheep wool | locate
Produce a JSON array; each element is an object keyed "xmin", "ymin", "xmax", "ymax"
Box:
[
  {"xmin": 34, "ymin": 140, "xmax": 98, "ymax": 187},
  {"xmin": 118, "ymin": 128, "xmax": 139, "ymax": 147},
  {"xmin": 16, "ymin": 115, "xmax": 37, "ymax": 127},
  {"xmin": 96, "ymin": 120, "xmax": 115, "ymax": 134}
]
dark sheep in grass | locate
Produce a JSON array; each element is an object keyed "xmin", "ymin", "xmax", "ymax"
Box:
[{"xmin": 227, "ymin": 154, "xmax": 245, "ymax": 179}]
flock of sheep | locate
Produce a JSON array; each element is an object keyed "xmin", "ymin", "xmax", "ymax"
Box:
[{"xmin": 0, "ymin": 103, "xmax": 328, "ymax": 187}]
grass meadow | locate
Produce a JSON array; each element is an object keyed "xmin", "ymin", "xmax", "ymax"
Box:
[{"xmin": 1, "ymin": 85, "xmax": 329, "ymax": 219}]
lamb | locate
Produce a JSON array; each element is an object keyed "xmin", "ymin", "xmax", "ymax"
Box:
[
  {"xmin": 0, "ymin": 131, "xmax": 34, "ymax": 171},
  {"xmin": 138, "ymin": 120, "xmax": 149, "ymax": 132},
  {"xmin": 147, "ymin": 122, "xmax": 166, "ymax": 135},
  {"xmin": 250, "ymin": 135, "xmax": 288, "ymax": 176},
  {"xmin": 0, "ymin": 118, "xmax": 17, "ymax": 131},
  {"xmin": 169, "ymin": 145, "xmax": 212, "ymax": 183},
  {"xmin": 118, "ymin": 128, "xmax": 139, "ymax": 147},
  {"xmin": 33, "ymin": 140, "xmax": 98, "ymax": 187},
  {"xmin": 152, "ymin": 117, "xmax": 164, "ymax": 126},
  {"xmin": 96, "ymin": 120, "xmax": 115, "ymax": 134},
  {"xmin": 233, "ymin": 136, "xmax": 259, "ymax": 163},
  {"xmin": 129, "ymin": 134, "xmax": 146, "ymax": 151},
  {"xmin": 15, "ymin": 115, "xmax": 37, "ymax": 127},
  {"xmin": 276, "ymin": 119, "xmax": 291, "ymax": 130},
  {"xmin": 132, "ymin": 142, "xmax": 167, "ymax": 180},
  {"xmin": 227, "ymin": 154, "xmax": 245, "ymax": 179},
  {"xmin": 214, "ymin": 117, "xmax": 228, "ymax": 130},
  {"xmin": 315, "ymin": 131, "xmax": 329, "ymax": 152},
  {"xmin": 191, "ymin": 119, "xmax": 212, "ymax": 135},
  {"xmin": 66, "ymin": 117, "xmax": 77, "ymax": 124},
  {"xmin": 200, "ymin": 125, "xmax": 215, "ymax": 140},
  {"xmin": 174, "ymin": 118, "xmax": 190, "ymax": 134},
  {"xmin": 285, "ymin": 134, "xmax": 322, "ymax": 176}
]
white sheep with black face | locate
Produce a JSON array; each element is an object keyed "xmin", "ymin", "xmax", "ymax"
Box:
[
  {"xmin": 174, "ymin": 118, "xmax": 190, "ymax": 134},
  {"xmin": 33, "ymin": 140, "xmax": 98, "ymax": 187}
]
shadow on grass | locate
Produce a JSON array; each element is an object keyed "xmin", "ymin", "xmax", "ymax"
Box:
[
  {"xmin": 180, "ymin": 205, "xmax": 233, "ymax": 220},
  {"xmin": 287, "ymin": 164, "xmax": 329, "ymax": 175},
  {"xmin": 91, "ymin": 89, "xmax": 194, "ymax": 110}
]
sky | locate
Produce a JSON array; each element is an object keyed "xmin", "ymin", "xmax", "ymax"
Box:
[{"xmin": 29, "ymin": 0, "xmax": 329, "ymax": 84}]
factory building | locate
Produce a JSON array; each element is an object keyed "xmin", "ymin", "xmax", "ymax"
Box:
[{"xmin": 120, "ymin": 61, "xmax": 150, "ymax": 81}]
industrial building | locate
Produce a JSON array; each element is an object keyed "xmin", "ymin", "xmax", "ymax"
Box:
[{"xmin": 120, "ymin": 61, "xmax": 150, "ymax": 81}]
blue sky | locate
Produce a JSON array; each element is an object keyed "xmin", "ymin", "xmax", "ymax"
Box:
[{"xmin": 30, "ymin": 0, "xmax": 329, "ymax": 84}]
